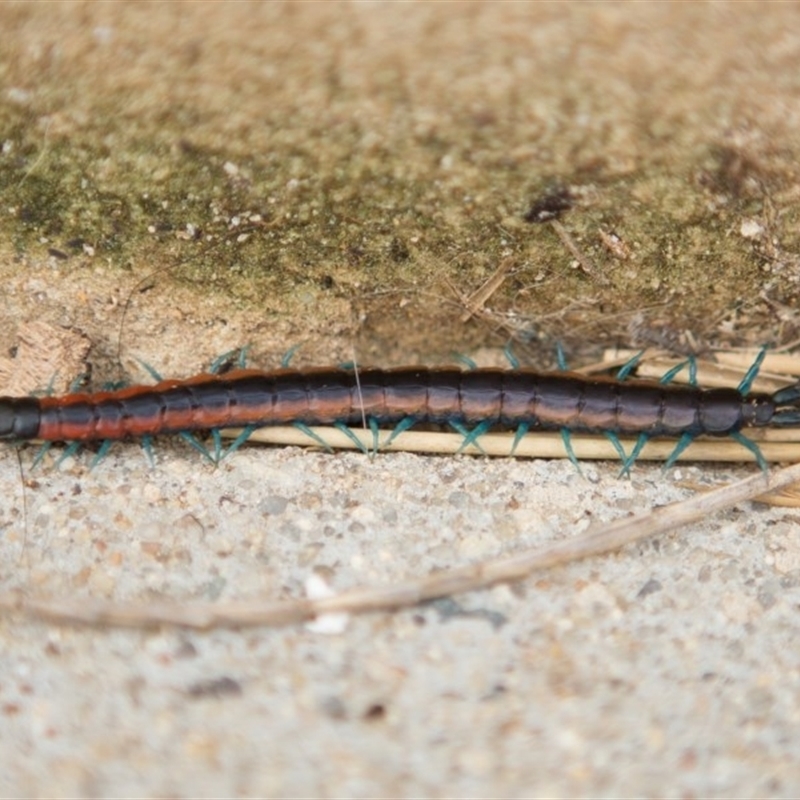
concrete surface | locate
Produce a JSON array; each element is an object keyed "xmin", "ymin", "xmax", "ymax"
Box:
[{"xmin": 2, "ymin": 2, "xmax": 800, "ymax": 798}]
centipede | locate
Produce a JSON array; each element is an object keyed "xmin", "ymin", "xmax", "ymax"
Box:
[{"xmin": 3, "ymin": 351, "xmax": 800, "ymax": 471}]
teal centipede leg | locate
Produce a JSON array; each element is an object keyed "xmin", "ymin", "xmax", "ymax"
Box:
[
  {"xmin": 616, "ymin": 351, "xmax": 644, "ymax": 380},
  {"xmin": 211, "ymin": 428, "xmax": 224, "ymax": 463},
  {"xmin": 737, "ymin": 346, "xmax": 768, "ymax": 395},
  {"xmin": 510, "ymin": 422, "xmax": 530, "ymax": 455},
  {"xmin": 385, "ymin": 416, "xmax": 416, "ymax": 446},
  {"xmin": 603, "ymin": 431, "xmax": 630, "ymax": 471},
  {"xmin": 135, "ymin": 358, "xmax": 164, "ymax": 382},
  {"xmin": 55, "ymin": 440, "xmax": 83, "ymax": 467},
  {"xmin": 503, "ymin": 343, "xmax": 521, "ymax": 370},
  {"xmin": 556, "ymin": 341, "xmax": 568, "ymax": 371},
  {"xmin": 90, "ymin": 439, "xmax": 115, "ymax": 469},
  {"xmin": 663, "ymin": 432, "xmax": 695, "ymax": 470},
  {"xmin": 450, "ymin": 420, "xmax": 492, "ymax": 454},
  {"xmin": 293, "ymin": 422, "xmax": 333, "ymax": 452},
  {"xmin": 222, "ymin": 424, "xmax": 257, "ymax": 460},
  {"xmin": 334, "ymin": 421, "xmax": 369, "ymax": 454},
  {"xmin": 179, "ymin": 431, "xmax": 216, "ymax": 463},
  {"xmin": 560, "ymin": 428, "xmax": 581, "ymax": 473},
  {"xmin": 369, "ymin": 417, "xmax": 381, "ymax": 456},
  {"xmin": 453, "ymin": 353, "xmax": 478, "ymax": 370},
  {"xmin": 281, "ymin": 345, "xmax": 300, "ymax": 368},
  {"xmin": 209, "ymin": 346, "xmax": 249, "ymax": 374},
  {"xmin": 729, "ymin": 431, "xmax": 768, "ymax": 472},
  {"xmin": 31, "ymin": 442, "xmax": 52, "ymax": 469},
  {"xmin": 621, "ymin": 432, "xmax": 650, "ymax": 474},
  {"xmin": 659, "ymin": 355, "xmax": 697, "ymax": 386},
  {"xmin": 141, "ymin": 435, "xmax": 156, "ymax": 467}
]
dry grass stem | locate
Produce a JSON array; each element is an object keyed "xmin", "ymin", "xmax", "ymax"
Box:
[{"xmin": 234, "ymin": 426, "xmax": 800, "ymax": 464}]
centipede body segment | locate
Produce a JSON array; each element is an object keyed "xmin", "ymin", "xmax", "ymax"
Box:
[{"xmin": 1, "ymin": 366, "xmax": 797, "ymax": 452}]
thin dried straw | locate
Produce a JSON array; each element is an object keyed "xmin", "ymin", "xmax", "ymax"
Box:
[
  {"xmin": 230, "ymin": 425, "xmax": 800, "ymax": 463},
  {"xmin": 3, "ymin": 461, "xmax": 800, "ymax": 630}
]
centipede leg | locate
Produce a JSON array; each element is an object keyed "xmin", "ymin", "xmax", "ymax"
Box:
[
  {"xmin": 385, "ymin": 416, "xmax": 416, "ymax": 446},
  {"xmin": 293, "ymin": 422, "xmax": 333, "ymax": 453},
  {"xmin": 55, "ymin": 440, "xmax": 83, "ymax": 467},
  {"xmin": 621, "ymin": 432, "xmax": 650, "ymax": 474},
  {"xmin": 615, "ymin": 351, "xmax": 644, "ymax": 380},
  {"xmin": 659, "ymin": 356, "xmax": 697, "ymax": 386},
  {"xmin": 556, "ymin": 341, "xmax": 568, "ymax": 371},
  {"xmin": 179, "ymin": 431, "xmax": 216, "ymax": 463},
  {"xmin": 450, "ymin": 420, "xmax": 491, "ymax": 454},
  {"xmin": 89, "ymin": 439, "xmax": 114, "ymax": 469},
  {"xmin": 369, "ymin": 417, "xmax": 381, "ymax": 456},
  {"xmin": 209, "ymin": 346, "xmax": 249, "ymax": 374},
  {"xmin": 560, "ymin": 428, "xmax": 581, "ymax": 473},
  {"xmin": 737, "ymin": 346, "xmax": 768, "ymax": 395},
  {"xmin": 729, "ymin": 431, "xmax": 768, "ymax": 472},
  {"xmin": 510, "ymin": 422, "xmax": 530, "ymax": 455},
  {"xmin": 453, "ymin": 353, "xmax": 478, "ymax": 370},
  {"xmin": 503, "ymin": 343, "xmax": 521, "ymax": 369},
  {"xmin": 31, "ymin": 442, "xmax": 52, "ymax": 469},
  {"xmin": 281, "ymin": 345, "xmax": 300, "ymax": 368},
  {"xmin": 663, "ymin": 431, "xmax": 695, "ymax": 470},
  {"xmin": 136, "ymin": 358, "xmax": 164, "ymax": 382},
  {"xmin": 603, "ymin": 431, "xmax": 630, "ymax": 469},
  {"xmin": 334, "ymin": 421, "xmax": 369, "ymax": 455},
  {"xmin": 141, "ymin": 435, "xmax": 156, "ymax": 467},
  {"xmin": 222, "ymin": 424, "xmax": 257, "ymax": 460}
]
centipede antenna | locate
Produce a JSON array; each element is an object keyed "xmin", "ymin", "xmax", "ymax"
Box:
[
  {"xmin": 222, "ymin": 424, "xmax": 257, "ymax": 460},
  {"xmin": 450, "ymin": 420, "xmax": 490, "ymax": 454},
  {"xmin": 90, "ymin": 439, "xmax": 114, "ymax": 469},
  {"xmin": 385, "ymin": 416, "xmax": 416, "ymax": 446},
  {"xmin": 729, "ymin": 431, "xmax": 768, "ymax": 472},
  {"xmin": 280, "ymin": 345, "xmax": 300, "ymax": 368},
  {"xmin": 663, "ymin": 432, "xmax": 695, "ymax": 470},
  {"xmin": 503, "ymin": 344, "xmax": 521, "ymax": 370},
  {"xmin": 293, "ymin": 422, "xmax": 333, "ymax": 452},
  {"xmin": 737, "ymin": 346, "xmax": 768, "ymax": 396},
  {"xmin": 510, "ymin": 422, "xmax": 530, "ymax": 455},
  {"xmin": 334, "ymin": 422, "xmax": 369, "ymax": 455},
  {"xmin": 771, "ymin": 410, "xmax": 800, "ymax": 426},
  {"xmin": 560, "ymin": 428, "xmax": 581, "ymax": 473},
  {"xmin": 771, "ymin": 383, "xmax": 800, "ymax": 406},
  {"xmin": 556, "ymin": 341, "xmax": 568, "ymax": 371},
  {"xmin": 179, "ymin": 431, "xmax": 215, "ymax": 463},
  {"xmin": 615, "ymin": 351, "xmax": 644, "ymax": 381}
]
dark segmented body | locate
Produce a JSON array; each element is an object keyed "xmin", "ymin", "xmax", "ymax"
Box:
[{"xmin": 0, "ymin": 366, "xmax": 790, "ymax": 443}]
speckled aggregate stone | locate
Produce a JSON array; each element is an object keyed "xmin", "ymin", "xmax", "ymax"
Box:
[{"xmin": 2, "ymin": 442, "xmax": 800, "ymax": 797}]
